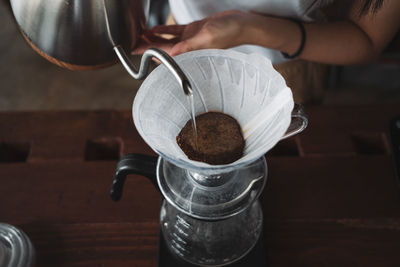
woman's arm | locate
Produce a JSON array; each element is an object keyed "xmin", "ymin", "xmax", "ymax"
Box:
[
  {"xmin": 294, "ymin": 0, "xmax": 400, "ymax": 64},
  {"xmin": 137, "ymin": 0, "xmax": 400, "ymax": 65}
]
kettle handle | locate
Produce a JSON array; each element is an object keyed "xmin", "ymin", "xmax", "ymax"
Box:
[
  {"xmin": 110, "ymin": 154, "xmax": 158, "ymax": 201},
  {"xmin": 281, "ymin": 103, "xmax": 308, "ymax": 140}
]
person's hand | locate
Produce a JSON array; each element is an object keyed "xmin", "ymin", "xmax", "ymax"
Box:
[
  {"xmin": 133, "ymin": 10, "xmax": 260, "ymax": 56},
  {"xmin": 132, "ymin": 28, "xmax": 180, "ymax": 55}
]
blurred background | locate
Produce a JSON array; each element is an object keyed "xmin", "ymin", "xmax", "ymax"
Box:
[{"xmin": 1, "ymin": 0, "xmax": 399, "ymax": 111}]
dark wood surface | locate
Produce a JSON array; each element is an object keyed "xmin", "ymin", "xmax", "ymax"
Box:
[{"xmin": 0, "ymin": 105, "xmax": 400, "ymax": 266}]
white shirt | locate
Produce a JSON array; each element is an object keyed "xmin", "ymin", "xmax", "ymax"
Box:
[{"xmin": 169, "ymin": 0, "xmax": 332, "ymax": 64}]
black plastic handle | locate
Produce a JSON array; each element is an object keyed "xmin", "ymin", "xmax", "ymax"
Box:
[{"xmin": 110, "ymin": 153, "xmax": 159, "ymax": 201}]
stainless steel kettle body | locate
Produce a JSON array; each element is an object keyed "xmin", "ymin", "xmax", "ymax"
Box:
[
  {"xmin": 10, "ymin": 0, "xmax": 193, "ymax": 100},
  {"xmin": 10, "ymin": 0, "xmax": 150, "ymax": 69}
]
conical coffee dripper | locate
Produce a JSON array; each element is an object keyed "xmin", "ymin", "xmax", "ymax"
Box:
[{"xmin": 133, "ymin": 49, "xmax": 306, "ymax": 173}]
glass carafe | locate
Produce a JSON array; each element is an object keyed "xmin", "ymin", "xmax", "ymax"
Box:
[
  {"xmin": 111, "ymin": 154, "xmax": 268, "ymax": 266},
  {"xmin": 160, "ymin": 200, "xmax": 263, "ymax": 266}
]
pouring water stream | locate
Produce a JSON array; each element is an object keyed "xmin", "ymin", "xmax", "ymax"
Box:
[{"xmin": 188, "ymin": 93, "xmax": 198, "ymax": 150}]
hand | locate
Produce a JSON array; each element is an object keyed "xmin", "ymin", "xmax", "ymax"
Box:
[
  {"xmin": 133, "ymin": 10, "xmax": 259, "ymax": 57},
  {"xmin": 131, "ymin": 29, "xmax": 180, "ymax": 55}
]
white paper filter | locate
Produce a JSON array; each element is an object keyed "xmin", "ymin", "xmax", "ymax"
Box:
[{"xmin": 133, "ymin": 49, "xmax": 294, "ymax": 169}]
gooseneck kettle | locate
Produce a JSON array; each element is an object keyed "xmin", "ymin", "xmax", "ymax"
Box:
[{"xmin": 9, "ymin": 0, "xmax": 193, "ymax": 95}]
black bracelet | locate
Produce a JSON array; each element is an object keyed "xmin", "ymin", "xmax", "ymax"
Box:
[{"xmin": 281, "ymin": 19, "xmax": 306, "ymax": 59}]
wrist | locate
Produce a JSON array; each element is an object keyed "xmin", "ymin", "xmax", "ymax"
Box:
[
  {"xmin": 244, "ymin": 14, "xmax": 305, "ymax": 55},
  {"xmin": 230, "ymin": 11, "xmax": 260, "ymax": 47},
  {"xmin": 281, "ymin": 19, "xmax": 306, "ymax": 58}
]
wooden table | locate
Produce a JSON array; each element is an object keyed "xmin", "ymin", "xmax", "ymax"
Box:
[{"xmin": 1, "ymin": 105, "xmax": 400, "ymax": 266}]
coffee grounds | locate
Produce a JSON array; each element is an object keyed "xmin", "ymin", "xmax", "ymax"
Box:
[{"xmin": 176, "ymin": 112, "xmax": 244, "ymax": 165}]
